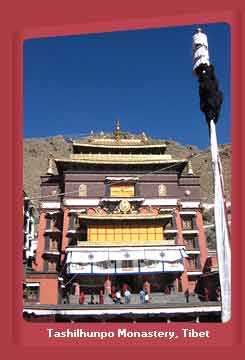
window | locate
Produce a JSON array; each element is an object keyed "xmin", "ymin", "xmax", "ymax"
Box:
[
  {"xmin": 45, "ymin": 214, "xmax": 62, "ymax": 230},
  {"xmin": 48, "ymin": 261, "xmax": 56, "ymax": 272},
  {"xmin": 88, "ymin": 224, "xmax": 163, "ymax": 243},
  {"xmin": 44, "ymin": 235, "xmax": 60, "ymax": 251},
  {"xmin": 181, "ymin": 215, "xmax": 196, "ymax": 230},
  {"xmin": 165, "ymin": 218, "xmax": 174, "ymax": 230},
  {"xmin": 25, "ymin": 285, "xmax": 40, "ymax": 303},
  {"xmin": 183, "ymin": 234, "xmax": 199, "ymax": 249},
  {"xmin": 68, "ymin": 213, "xmax": 77, "ymax": 230},
  {"xmin": 45, "ymin": 216, "xmax": 51, "ymax": 230},
  {"xmin": 79, "ymin": 225, "xmax": 87, "ymax": 241},
  {"xmin": 44, "ymin": 260, "xmax": 57, "ymax": 272},
  {"xmin": 187, "ymin": 255, "xmax": 201, "ymax": 270},
  {"xmin": 164, "ymin": 233, "xmax": 177, "ymax": 244},
  {"xmin": 49, "ymin": 238, "xmax": 59, "ymax": 251},
  {"xmin": 68, "ymin": 236, "xmax": 78, "ymax": 246}
]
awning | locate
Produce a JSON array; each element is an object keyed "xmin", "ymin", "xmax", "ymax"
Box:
[{"xmin": 66, "ymin": 246, "xmax": 188, "ymax": 264}]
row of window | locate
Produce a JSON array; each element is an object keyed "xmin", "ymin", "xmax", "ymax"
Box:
[
  {"xmin": 76, "ymin": 183, "xmax": 168, "ymax": 197},
  {"xmin": 67, "ymin": 214, "xmax": 197, "ymax": 231}
]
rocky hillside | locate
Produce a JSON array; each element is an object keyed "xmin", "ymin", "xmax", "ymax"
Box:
[{"xmin": 24, "ymin": 136, "xmax": 231, "ymax": 207}]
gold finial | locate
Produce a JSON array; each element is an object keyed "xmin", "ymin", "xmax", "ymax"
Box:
[
  {"xmin": 187, "ymin": 160, "xmax": 194, "ymax": 175},
  {"xmin": 47, "ymin": 153, "xmax": 54, "ymax": 175},
  {"xmin": 141, "ymin": 132, "xmax": 148, "ymax": 142},
  {"xmin": 114, "ymin": 119, "xmax": 121, "ymax": 139},
  {"xmin": 195, "ymin": 27, "xmax": 203, "ymax": 33}
]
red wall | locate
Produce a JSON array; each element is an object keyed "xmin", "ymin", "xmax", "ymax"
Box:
[
  {"xmin": 34, "ymin": 211, "xmax": 46, "ymax": 272},
  {"xmin": 175, "ymin": 208, "xmax": 189, "ymax": 291},
  {"xmin": 196, "ymin": 209, "xmax": 208, "ymax": 269},
  {"xmin": 61, "ymin": 207, "xmax": 69, "ymax": 262}
]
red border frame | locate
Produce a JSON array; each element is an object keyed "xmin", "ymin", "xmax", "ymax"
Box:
[{"xmin": 1, "ymin": 0, "xmax": 244, "ymax": 358}]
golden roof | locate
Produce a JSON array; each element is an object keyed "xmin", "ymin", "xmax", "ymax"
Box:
[
  {"xmin": 55, "ymin": 154, "xmax": 187, "ymax": 165},
  {"xmin": 72, "ymin": 140, "xmax": 167, "ymax": 148}
]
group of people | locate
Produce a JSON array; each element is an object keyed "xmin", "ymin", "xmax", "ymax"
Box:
[
  {"xmin": 79, "ymin": 290, "xmax": 104, "ymax": 305},
  {"xmin": 110, "ymin": 287, "xmax": 132, "ymax": 304},
  {"xmin": 77, "ymin": 280, "xmax": 153, "ymax": 305},
  {"xmin": 184, "ymin": 286, "xmax": 221, "ymax": 303},
  {"xmin": 104, "ymin": 279, "xmax": 152, "ymax": 305},
  {"xmin": 184, "ymin": 287, "xmax": 209, "ymax": 303},
  {"xmin": 163, "ymin": 285, "xmax": 174, "ymax": 295}
]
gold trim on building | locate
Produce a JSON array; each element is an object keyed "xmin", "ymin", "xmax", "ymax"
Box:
[
  {"xmin": 54, "ymin": 156, "xmax": 187, "ymax": 165},
  {"xmin": 72, "ymin": 141, "xmax": 167, "ymax": 148},
  {"xmin": 78, "ymin": 213, "xmax": 173, "ymax": 220}
]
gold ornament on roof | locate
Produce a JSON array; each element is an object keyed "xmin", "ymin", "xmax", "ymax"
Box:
[
  {"xmin": 141, "ymin": 132, "xmax": 148, "ymax": 142},
  {"xmin": 187, "ymin": 160, "xmax": 194, "ymax": 175},
  {"xmin": 114, "ymin": 119, "xmax": 122, "ymax": 140},
  {"xmin": 119, "ymin": 199, "xmax": 131, "ymax": 214},
  {"xmin": 47, "ymin": 153, "xmax": 55, "ymax": 175}
]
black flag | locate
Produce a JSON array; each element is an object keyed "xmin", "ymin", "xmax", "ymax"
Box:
[{"xmin": 195, "ymin": 63, "xmax": 223, "ymax": 124}]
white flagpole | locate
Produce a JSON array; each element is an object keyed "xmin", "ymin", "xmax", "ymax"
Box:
[
  {"xmin": 209, "ymin": 119, "xmax": 231, "ymax": 322},
  {"xmin": 192, "ymin": 28, "xmax": 231, "ymax": 322}
]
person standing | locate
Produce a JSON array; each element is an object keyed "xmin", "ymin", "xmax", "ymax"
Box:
[
  {"xmin": 104, "ymin": 278, "xmax": 112, "ymax": 296},
  {"xmin": 124, "ymin": 289, "xmax": 131, "ymax": 304},
  {"xmin": 184, "ymin": 288, "xmax": 190, "ymax": 303},
  {"xmin": 139, "ymin": 289, "xmax": 145, "ymax": 304},
  {"xmin": 115, "ymin": 289, "xmax": 122, "ymax": 304},
  {"xmin": 79, "ymin": 291, "xmax": 85, "ymax": 304},
  {"xmin": 204, "ymin": 287, "xmax": 209, "ymax": 301},
  {"xmin": 164, "ymin": 287, "xmax": 170, "ymax": 295},
  {"xmin": 143, "ymin": 280, "xmax": 151, "ymax": 295},
  {"xmin": 111, "ymin": 284, "xmax": 116, "ymax": 299},
  {"xmin": 145, "ymin": 292, "xmax": 149, "ymax": 304},
  {"xmin": 122, "ymin": 283, "xmax": 129, "ymax": 294},
  {"xmin": 99, "ymin": 290, "xmax": 104, "ymax": 304},
  {"xmin": 89, "ymin": 293, "xmax": 95, "ymax": 305}
]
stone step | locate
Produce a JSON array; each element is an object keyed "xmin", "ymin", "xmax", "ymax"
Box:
[{"xmin": 68, "ymin": 292, "xmax": 201, "ymax": 305}]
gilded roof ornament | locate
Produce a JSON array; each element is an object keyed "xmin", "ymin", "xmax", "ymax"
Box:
[
  {"xmin": 114, "ymin": 119, "xmax": 122, "ymax": 140},
  {"xmin": 47, "ymin": 153, "xmax": 55, "ymax": 175},
  {"xmin": 187, "ymin": 160, "xmax": 194, "ymax": 175},
  {"xmin": 141, "ymin": 132, "xmax": 148, "ymax": 142}
]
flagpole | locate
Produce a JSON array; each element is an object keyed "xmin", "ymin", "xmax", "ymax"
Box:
[{"xmin": 192, "ymin": 28, "xmax": 231, "ymax": 322}]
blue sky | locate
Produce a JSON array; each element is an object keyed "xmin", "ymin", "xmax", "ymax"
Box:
[{"xmin": 23, "ymin": 22, "xmax": 230, "ymax": 149}]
